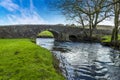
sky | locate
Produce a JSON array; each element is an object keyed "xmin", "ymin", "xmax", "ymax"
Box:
[{"xmin": 0, "ymin": 0, "xmax": 114, "ymax": 26}]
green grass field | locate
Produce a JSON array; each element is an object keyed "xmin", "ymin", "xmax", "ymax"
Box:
[
  {"xmin": 102, "ymin": 35, "xmax": 120, "ymax": 42},
  {"xmin": 0, "ymin": 39, "xmax": 64, "ymax": 80},
  {"xmin": 38, "ymin": 31, "xmax": 54, "ymax": 38}
]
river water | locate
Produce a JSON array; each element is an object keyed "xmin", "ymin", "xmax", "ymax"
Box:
[{"xmin": 36, "ymin": 38, "xmax": 120, "ymax": 80}]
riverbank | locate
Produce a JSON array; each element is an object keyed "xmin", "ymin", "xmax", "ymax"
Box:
[
  {"xmin": 0, "ymin": 39, "xmax": 64, "ymax": 80},
  {"xmin": 101, "ymin": 35, "xmax": 120, "ymax": 50}
]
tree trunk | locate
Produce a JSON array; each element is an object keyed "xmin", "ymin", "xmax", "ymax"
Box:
[
  {"xmin": 111, "ymin": 28, "xmax": 116, "ymax": 41},
  {"xmin": 89, "ymin": 25, "xmax": 93, "ymax": 39},
  {"xmin": 83, "ymin": 26, "xmax": 88, "ymax": 37},
  {"xmin": 111, "ymin": 0, "xmax": 119, "ymax": 43}
]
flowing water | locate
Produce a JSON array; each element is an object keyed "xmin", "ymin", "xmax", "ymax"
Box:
[{"xmin": 36, "ymin": 38, "xmax": 120, "ymax": 80}]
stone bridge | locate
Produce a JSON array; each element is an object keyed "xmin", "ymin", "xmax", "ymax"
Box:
[{"xmin": 0, "ymin": 25, "xmax": 112, "ymax": 41}]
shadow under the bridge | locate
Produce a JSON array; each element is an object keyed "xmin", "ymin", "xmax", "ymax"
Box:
[{"xmin": 69, "ymin": 35, "xmax": 78, "ymax": 42}]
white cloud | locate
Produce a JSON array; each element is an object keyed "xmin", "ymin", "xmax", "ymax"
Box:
[
  {"xmin": 30, "ymin": 0, "xmax": 34, "ymax": 11},
  {"xmin": 0, "ymin": 0, "xmax": 19, "ymax": 11},
  {"xmin": 99, "ymin": 18, "xmax": 114, "ymax": 26},
  {"xmin": 0, "ymin": 0, "xmax": 46, "ymax": 25},
  {"xmin": 7, "ymin": 11, "xmax": 46, "ymax": 25}
]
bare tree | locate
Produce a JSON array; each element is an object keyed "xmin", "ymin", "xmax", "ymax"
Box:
[
  {"xmin": 50, "ymin": 0, "xmax": 113, "ymax": 38},
  {"xmin": 111, "ymin": 0, "xmax": 120, "ymax": 42}
]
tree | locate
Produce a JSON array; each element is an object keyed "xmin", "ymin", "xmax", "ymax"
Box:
[
  {"xmin": 49, "ymin": 0, "xmax": 113, "ymax": 38},
  {"xmin": 111, "ymin": 0, "xmax": 120, "ymax": 42}
]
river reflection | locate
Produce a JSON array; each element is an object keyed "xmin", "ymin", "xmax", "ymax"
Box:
[
  {"xmin": 36, "ymin": 38, "xmax": 54, "ymax": 50},
  {"xmin": 36, "ymin": 38, "xmax": 120, "ymax": 80}
]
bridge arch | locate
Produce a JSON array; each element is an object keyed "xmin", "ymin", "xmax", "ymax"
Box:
[
  {"xmin": 69, "ymin": 35, "xmax": 77, "ymax": 41},
  {"xmin": 37, "ymin": 29, "xmax": 60, "ymax": 40}
]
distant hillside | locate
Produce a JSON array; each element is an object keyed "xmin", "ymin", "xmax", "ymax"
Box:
[
  {"xmin": 75, "ymin": 25, "xmax": 113, "ymax": 30},
  {"xmin": 96, "ymin": 25, "xmax": 113, "ymax": 30}
]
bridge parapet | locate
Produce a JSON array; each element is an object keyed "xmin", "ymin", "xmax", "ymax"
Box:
[{"xmin": 0, "ymin": 25, "xmax": 112, "ymax": 41}]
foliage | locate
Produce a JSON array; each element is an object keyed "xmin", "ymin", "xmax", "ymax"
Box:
[
  {"xmin": 38, "ymin": 30, "xmax": 54, "ymax": 38},
  {"xmin": 0, "ymin": 39, "xmax": 64, "ymax": 80},
  {"xmin": 49, "ymin": 0, "xmax": 113, "ymax": 38}
]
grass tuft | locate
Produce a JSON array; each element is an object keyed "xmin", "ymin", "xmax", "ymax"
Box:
[{"xmin": 38, "ymin": 31, "xmax": 54, "ymax": 38}]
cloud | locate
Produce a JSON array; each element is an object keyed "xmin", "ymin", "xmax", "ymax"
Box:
[
  {"xmin": 99, "ymin": 18, "xmax": 114, "ymax": 26},
  {"xmin": 30, "ymin": 0, "xmax": 34, "ymax": 11},
  {"xmin": 7, "ymin": 10, "xmax": 46, "ymax": 25},
  {"xmin": 0, "ymin": 0, "xmax": 46, "ymax": 25},
  {"xmin": 0, "ymin": 0, "xmax": 19, "ymax": 11}
]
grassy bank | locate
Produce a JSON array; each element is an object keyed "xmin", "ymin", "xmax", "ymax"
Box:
[
  {"xmin": 37, "ymin": 31, "xmax": 54, "ymax": 38},
  {"xmin": 101, "ymin": 35, "xmax": 120, "ymax": 50},
  {"xmin": 102, "ymin": 35, "xmax": 120, "ymax": 42},
  {"xmin": 0, "ymin": 39, "xmax": 64, "ymax": 80}
]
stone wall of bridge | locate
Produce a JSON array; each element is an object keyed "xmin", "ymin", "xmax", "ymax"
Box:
[{"xmin": 0, "ymin": 25, "xmax": 113, "ymax": 41}]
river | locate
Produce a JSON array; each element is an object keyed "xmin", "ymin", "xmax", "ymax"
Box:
[{"xmin": 36, "ymin": 38, "xmax": 120, "ymax": 80}]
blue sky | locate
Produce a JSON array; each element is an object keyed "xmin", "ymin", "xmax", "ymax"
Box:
[{"xmin": 0, "ymin": 0, "xmax": 114, "ymax": 25}]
